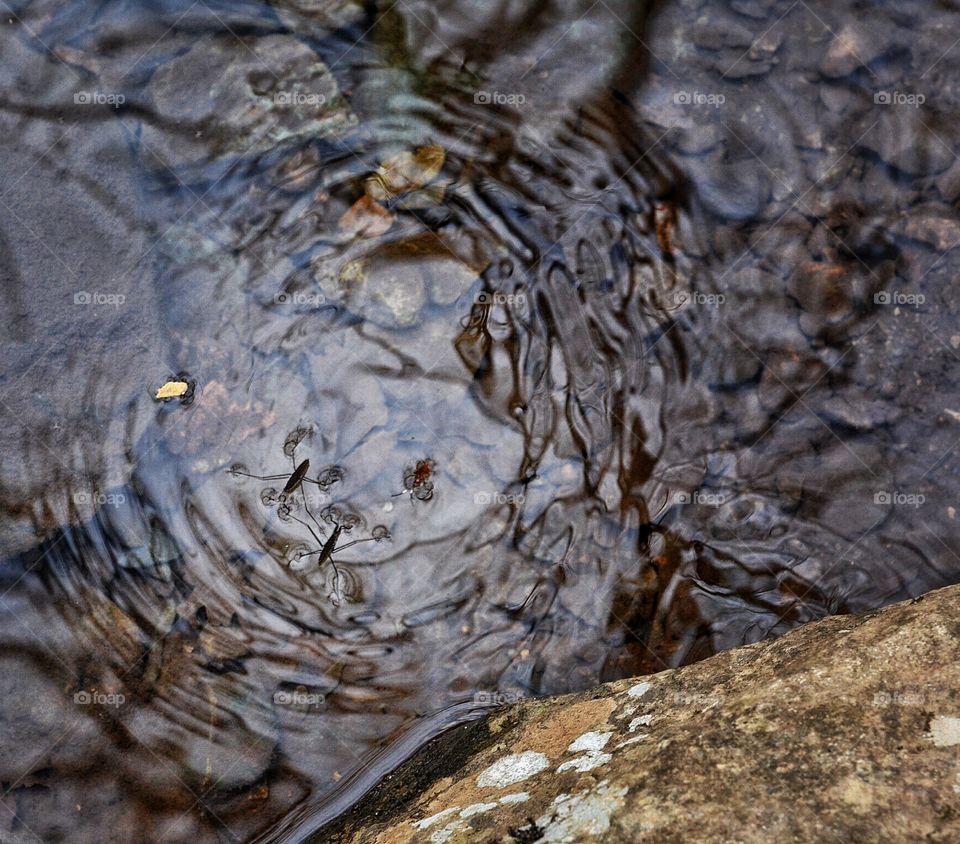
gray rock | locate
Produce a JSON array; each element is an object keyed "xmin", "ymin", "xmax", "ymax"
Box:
[
  {"xmin": 821, "ymin": 22, "xmax": 891, "ymax": 77},
  {"xmin": 901, "ymin": 208, "xmax": 960, "ymax": 251},
  {"xmin": 271, "ymin": 0, "xmax": 366, "ymax": 32},
  {"xmin": 141, "ymin": 34, "xmax": 356, "ymax": 170},
  {"xmin": 935, "ymin": 159, "xmax": 960, "ymax": 202},
  {"xmin": 818, "ymin": 395, "xmax": 901, "ymax": 431},
  {"xmin": 859, "ymin": 110, "xmax": 955, "ymax": 176},
  {"xmin": 687, "ymin": 153, "xmax": 771, "ymax": 221},
  {"xmin": 314, "ymin": 235, "xmax": 483, "ymax": 329},
  {"xmin": 692, "ymin": 16, "xmax": 755, "ymax": 50},
  {"xmin": 730, "ymin": 0, "xmax": 774, "ymax": 18}
]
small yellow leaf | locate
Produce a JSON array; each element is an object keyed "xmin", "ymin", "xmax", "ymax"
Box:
[{"xmin": 156, "ymin": 380, "xmax": 189, "ymax": 400}]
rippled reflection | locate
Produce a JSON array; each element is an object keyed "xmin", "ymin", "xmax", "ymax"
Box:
[{"xmin": 1, "ymin": 0, "xmax": 959, "ymax": 840}]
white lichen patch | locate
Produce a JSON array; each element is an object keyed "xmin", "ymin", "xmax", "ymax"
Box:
[
  {"xmin": 616, "ymin": 734, "xmax": 649, "ymax": 748},
  {"xmin": 500, "ymin": 792, "xmax": 530, "ymax": 804},
  {"xmin": 413, "ymin": 807, "xmax": 461, "ymax": 830},
  {"xmin": 627, "ymin": 681, "xmax": 652, "ymax": 698},
  {"xmin": 535, "ymin": 779, "xmax": 628, "ymax": 842},
  {"xmin": 567, "ymin": 731, "xmax": 614, "ymax": 753},
  {"xmin": 459, "ymin": 802, "xmax": 498, "ymax": 818},
  {"xmin": 629, "ymin": 714, "xmax": 653, "ymax": 731},
  {"xmin": 477, "ymin": 751, "xmax": 550, "ymax": 788},
  {"xmin": 926, "ymin": 716, "xmax": 960, "ymax": 747},
  {"xmin": 557, "ymin": 751, "xmax": 613, "ymax": 773}
]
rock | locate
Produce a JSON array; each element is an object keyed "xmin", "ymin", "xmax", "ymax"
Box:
[
  {"xmin": 859, "ymin": 110, "xmax": 955, "ymax": 176},
  {"xmin": 141, "ymin": 34, "xmax": 356, "ymax": 171},
  {"xmin": 271, "ymin": 0, "xmax": 366, "ymax": 32},
  {"xmin": 901, "ymin": 208, "xmax": 960, "ymax": 251},
  {"xmin": 314, "ymin": 233, "xmax": 485, "ymax": 328},
  {"xmin": 316, "ymin": 585, "xmax": 960, "ymax": 842},
  {"xmin": 0, "ymin": 654, "xmax": 107, "ymax": 780},
  {"xmin": 817, "ymin": 395, "xmax": 901, "ymax": 431},
  {"xmin": 821, "ymin": 22, "xmax": 891, "ymax": 77},
  {"xmin": 730, "ymin": 0, "xmax": 774, "ymax": 18},
  {"xmin": 819, "ymin": 84, "xmax": 859, "ymax": 114},
  {"xmin": 935, "ymin": 159, "xmax": 960, "ymax": 202},
  {"xmin": 687, "ymin": 153, "xmax": 771, "ymax": 221},
  {"xmin": 692, "ymin": 16, "xmax": 754, "ymax": 49}
]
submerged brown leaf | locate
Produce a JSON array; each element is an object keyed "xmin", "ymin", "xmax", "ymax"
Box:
[
  {"xmin": 338, "ymin": 194, "xmax": 395, "ymax": 238},
  {"xmin": 364, "ymin": 144, "xmax": 446, "ymax": 201}
]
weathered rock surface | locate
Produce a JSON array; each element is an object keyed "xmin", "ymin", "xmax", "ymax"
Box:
[
  {"xmin": 318, "ymin": 585, "xmax": 960, "ymax": 842},
  {"xmin": 141, "ymin": 33, "xmax": 356, "ymax": 171}
]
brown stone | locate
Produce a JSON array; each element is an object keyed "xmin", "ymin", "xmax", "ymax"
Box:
[{"xmin": 317, "ymin": 585, "xmax": 960, "ymax": 842}]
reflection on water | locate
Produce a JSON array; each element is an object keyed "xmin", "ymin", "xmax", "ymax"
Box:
[{"xmin": 2, "ymin": 0, "xmax": 960, "ymax": 840}]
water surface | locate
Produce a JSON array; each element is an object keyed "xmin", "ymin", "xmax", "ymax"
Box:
[{"xmin": 2, "ymin": 0, "xmax": 960, "ymax": 840}]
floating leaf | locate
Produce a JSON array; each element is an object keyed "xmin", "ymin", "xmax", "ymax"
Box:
[{"xmin": 155, "ymin": 380, "xmax": 189, "ymax": 400}]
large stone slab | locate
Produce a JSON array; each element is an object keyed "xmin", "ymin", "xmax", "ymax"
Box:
[{"xmin": 316, "ymin": 584, "xmax": 960, "ymax": 842}]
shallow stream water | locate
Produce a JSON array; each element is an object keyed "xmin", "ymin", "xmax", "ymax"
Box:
[{"xmin": 2, "ymin": 0, "xmax": 960, "ymax": 840}]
